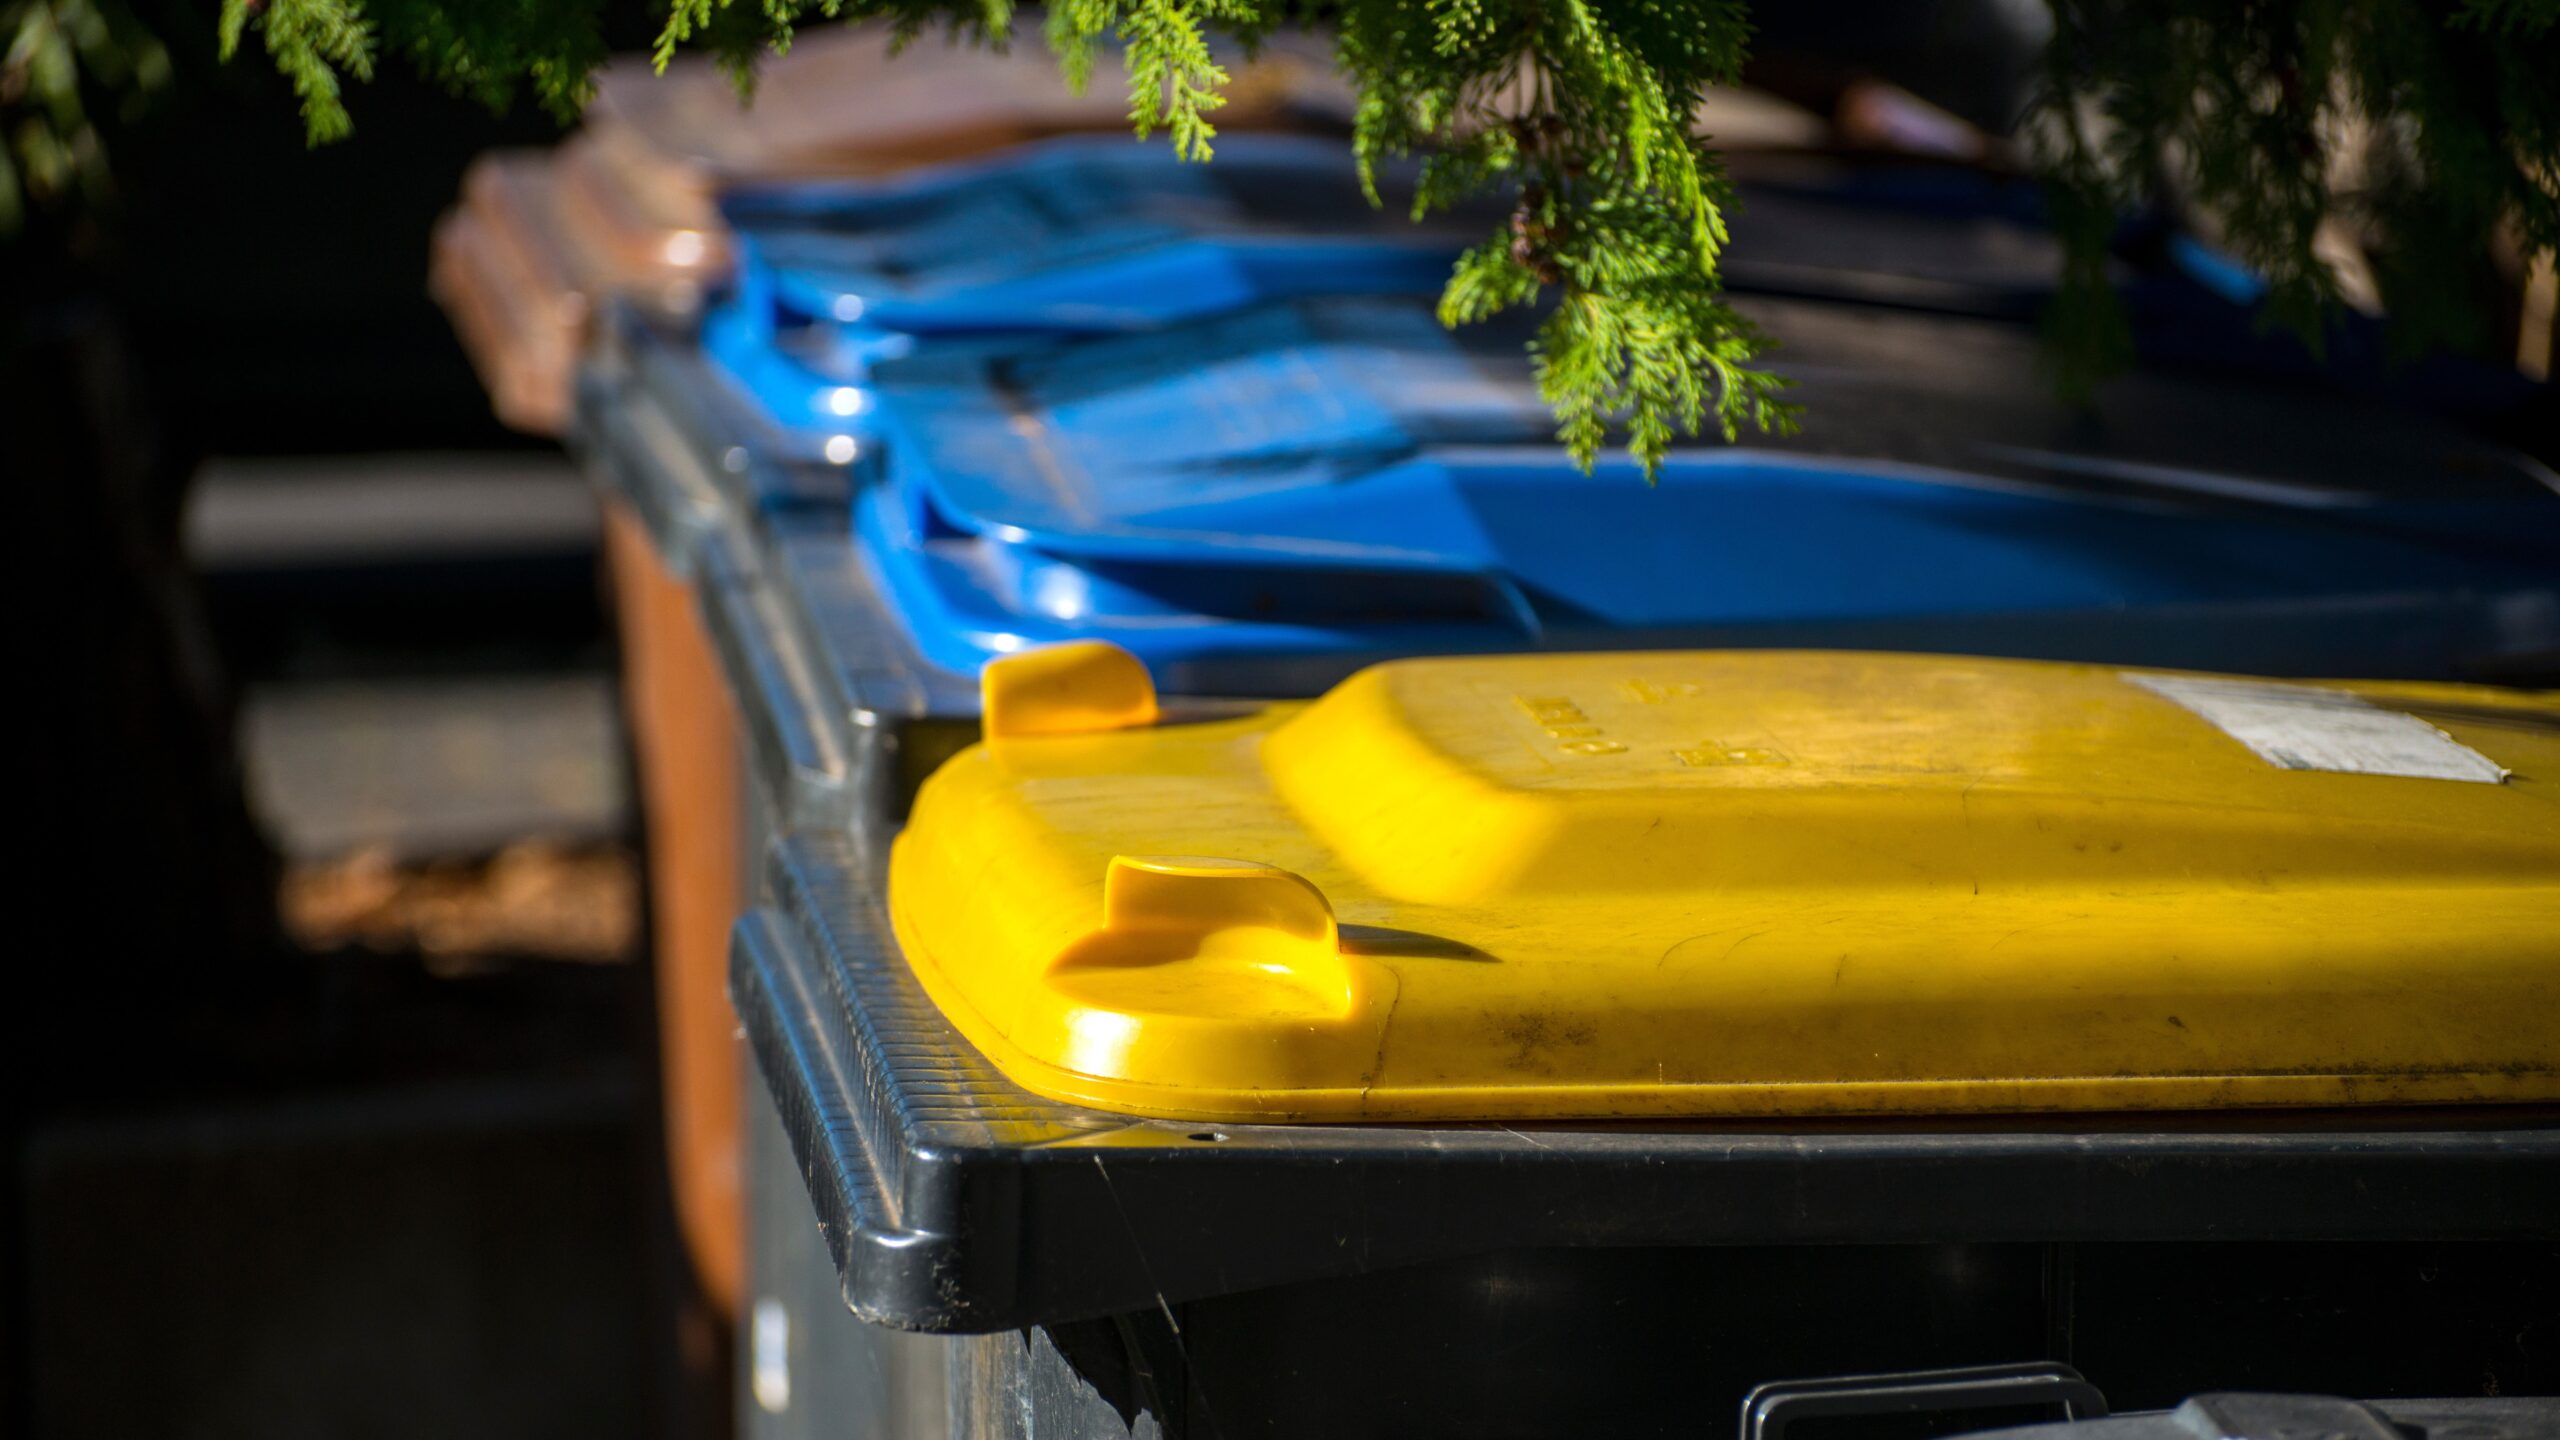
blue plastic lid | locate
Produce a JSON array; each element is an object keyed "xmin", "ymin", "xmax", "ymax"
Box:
[
  {"xmin": 698, "ymin": 138, "xmax": 2166, "ymax": 463},
  {"xmin": 704, "ymin": 136, "xmax": 1484, "ymax": 451},
  {"xmin": 718, "ymin": 135, "xmax": 1474, "ymax": 326},
  {"xmin": 853, "ymin": 294, "xmax": 2560, "ymax": 684},
  {"xmin": 704, "ymin": 138, "xmax": 2544, "ymax": 468}
]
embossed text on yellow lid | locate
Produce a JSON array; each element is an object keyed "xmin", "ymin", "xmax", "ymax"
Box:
[{"xmin": 890, "ymin": 648, "xmax": 2560, "ymax": 1122}]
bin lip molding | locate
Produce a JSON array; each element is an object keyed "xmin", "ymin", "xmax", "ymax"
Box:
[{"xmin": 733, "ymin": 827, "xmax": 2560, "ymax": 1335}]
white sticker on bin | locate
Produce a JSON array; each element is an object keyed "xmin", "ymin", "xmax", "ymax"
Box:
[{"xmin": 2123, "ymin": 672, "xmax": 2509, "ymax": 784}]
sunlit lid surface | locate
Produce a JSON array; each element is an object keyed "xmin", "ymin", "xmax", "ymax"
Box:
[
  {"xmin": 850, "ymin": 294, "xmax": 2560, "ymax": 682},
  {"xmin": 889, "ymin": 645, "xmax": 2560, "ymax": 1122}
]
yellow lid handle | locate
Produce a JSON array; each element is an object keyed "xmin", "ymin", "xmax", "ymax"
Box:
[
  {"xmin": 1046, "ymin": 856, "xmax": 1362, "ymax": 1017},
  {"xmin": 1100, "ymin": 856, "xmax": 1339, "ymax": 949},
  {"xmin": 1032, "ymin": 858, "xmax": 1389, "ymax": 1086},
  {"xmin": 982, "ymin": 641, "xmax": 1159, "ymax": 739}
]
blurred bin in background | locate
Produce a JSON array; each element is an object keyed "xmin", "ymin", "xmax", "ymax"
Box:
[
  {"xmin": 595, "ymin": 498, "xmax": 750, "ymax": 1314},
  {"xmin": 831, "ymin": 292, "xmax": 2560, "ymax": 691},
  {"xmin": 429, "ymin": 27, "xmax": 1355, "ymax": 437},
  {"xmin": 699, "ymin": 132, "xmax": 2408, "ymax": 466},
  {"xmin": 729, "ymin": 644, "xmax": 2558, "ymax": 1437},
  {"xmin": 700, "ymin": 133, "xmax": 1505, "ymax": 460}
]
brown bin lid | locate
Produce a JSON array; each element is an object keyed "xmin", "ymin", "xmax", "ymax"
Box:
[
  {"xmin": 427, "ymin": 200, "xmax": 577, "ymax": 436},
  {"xmin": 589, "ymin": 26, "xmax": 1350, "ymax": 193}
]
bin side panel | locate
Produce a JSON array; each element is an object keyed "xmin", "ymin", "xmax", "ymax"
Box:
[{"xmin": 606, "ymin": 499, "xmax": 748, "ymax": 1317}]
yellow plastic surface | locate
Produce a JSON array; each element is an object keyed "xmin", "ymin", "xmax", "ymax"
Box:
[{"xmin": 889, "ymin": 649, "xmax": 2560, "ymax": 1122}]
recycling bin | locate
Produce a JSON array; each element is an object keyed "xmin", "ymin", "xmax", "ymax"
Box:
[
  {"xmin": 568, "ymin": 139, "xmax": 1523, "ymax": 1312},
  {"xmin": 695, "ymin": 136, "xmax": 2375, "ymax": 465},
  {"xmin": 429, "ymin": 25, "xmax": 1354, "ymax": 437},
  {"xmin": 700, "ymin": 107, "xmax": 2560, "ymax": 480},
  {"xmin": 844, "ymin": 292, "xmax": 2560, "ymax": 684},
  {"xmin": 590, "ymin": 510, "xmax": 750, "ymax": 1326},
  {"xmin": 679, "ymin": 264, "xmax": 2555, "ymax": 1433},
  {"xmin": 572, "ymin": 137, "xmax": 2560, "ymax": 1348},
  {"xmin": 700, "ymin": 133, "xmax": 1499, "ymax": 460},
  {"xmin": 512, "ymin": 55, "xmax": 1355, "ymax": 1318},
  {"xmin": 731, "ymin": 643, "xmax": 2560, "ymax": 1439}
]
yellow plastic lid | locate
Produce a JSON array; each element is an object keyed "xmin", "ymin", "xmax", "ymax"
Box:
[{"xmin": 888, "ymin": 646, "xmax": 2560, "ymax": 1122}]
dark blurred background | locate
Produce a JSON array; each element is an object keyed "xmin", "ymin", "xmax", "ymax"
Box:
[
  {"xmin": 3, "ymin": 1, "xmax": 2546, "ymax": 1434},
  {"xmin": 5, "ymin": 20, "xmax": 692, "ymax": 1435}
]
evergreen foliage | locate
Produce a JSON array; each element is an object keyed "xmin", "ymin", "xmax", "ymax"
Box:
[
  {"xmin": 2034, "ymin": 0, "xmax": 2559, "ymax": 388},
  {"xmin": 1342, "ymin": 0, "xmax": 1799, "ymax": 465},
  {"xmin": 1, "ymin": 0, "xmax": 169, "ymax": 227}
]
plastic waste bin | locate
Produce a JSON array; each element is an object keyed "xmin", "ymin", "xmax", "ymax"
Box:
[
  {"xmin": 700, "ymin": 134, "xmax": 1498, "ymax": 458},
  {"xmin": 564, "ymin": 135, "xmax": 1514, "ymax": 1315},
  {"xmin": 848, "ymin": 293, "xmax": 2560, "ymax": 684},
  {"xmin": 600, "ymin": 282, "xmax": 2559, "ymax": 1328},
  {"xmin": 514, "ymin": 49, "xmax": 1348, "ymax": 1317},
  {"xmin": 611, "ymin": 261, "xmax": 2555, "ymax": 1315},
  {"xmin": 729, "ymin": 643, "xmax": 2560, "ymax": 1439},
  {"xmin": 571, "ymin": 137, "xmax": 2560, "ymax": 1345},
  {"xmin": 698, "ymin": 138, "xmax": 2441, "ymax": 465},
  {"xmin": 428, "ymin": 25, "xmax": 1354, "ymax": 436}
]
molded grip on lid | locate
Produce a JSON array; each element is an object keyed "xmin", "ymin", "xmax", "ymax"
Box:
[
  {"xmin": 982, "ymin": 641, "xmax": 1159, "ymax": 739},
  {"xmin": 1029, "ymin": 857, "xmax": 1394, "ymax": 1094},
  {"xmin": 1058, "ymin": 856, "xmax": 1361, "ymax": 1018},
  {"xmin": 1101, "ymin": 856, "xmax": 1339, "ymax": 953}
]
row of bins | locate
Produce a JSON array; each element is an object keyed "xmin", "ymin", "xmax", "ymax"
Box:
[
  {"xmin": 475, "ymin": 59, "xmax": 2560, "ymax": 1440},
  {"xmin": 432, "ymin": 28, "xmax": 1357, "ymax": 434}
]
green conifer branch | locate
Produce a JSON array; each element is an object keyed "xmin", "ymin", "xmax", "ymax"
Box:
[
  {"xmin": 2, "ymin": 0, "xmax": 170, "ymax": 225},
  {"xmin": 2031, "ymin": 0, "xmax": 2558, "ymax": 377}
]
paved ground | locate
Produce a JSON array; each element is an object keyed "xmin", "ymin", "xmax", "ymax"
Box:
[
  {"xmin": 188, "ymin": 449, "xmax": 625, "ymax": 848},
  {"xmin": 16, "ymin": 451, "xmax": 672, "ymax": 1440},
  {"xmin": 186, "ymin": 451, "xmax": 599, "ymax": 571},
  {"xmin": 241, "ymin": 672, "xmax": 628, "ymax": 861}
]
